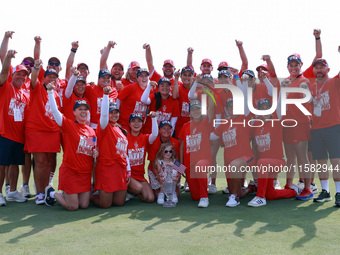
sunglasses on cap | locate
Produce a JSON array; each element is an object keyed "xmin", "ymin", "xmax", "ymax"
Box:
[
  {"xmin": 48, "ymin": 62, "xmax": 60, "ymax": 67},
  {"xmin": 23, "ymin": 61, "xmax": 34, "ymax": 67},
  {"xmin": 164, "ymin": 150, "xmax": 173, "ymax": 154}
]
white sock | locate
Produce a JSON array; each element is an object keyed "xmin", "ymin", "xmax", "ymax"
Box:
[
  {"xmin": 320, "ymin": 180, "xmax": 329, "ymax": 192},
  {"xmin": 50, "ymin": 191, "xmax": 56, "ymax": 198},
  {"xmin": 335, "ymin": 182, "xmax": 340, "ymax": 194}
]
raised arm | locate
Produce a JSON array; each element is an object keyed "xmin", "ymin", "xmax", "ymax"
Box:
[
  {"xmin": 33, "ymin": 36, "xmax": 42, "ymax": 60},
  {"xmin": 100, "ymin": 41, "xmax": 116, "ymax": 70},
  {"xmin": 313, "ymin": 29, "xmax": 322, "ymax": 61},
  {"xmin": 99, "ymin": 86, "xmax": 112, "ymax": 130},
  {"xmin": 187, "ymin": 47, "xmax": 194, "ymax": 67},
  {"xmin": 140, "ymin": 81, "xmax": 157, "ymax": 105},
  {"xmin": 235, "ymin": 40, "xmax": 248, "ymax": 73},
  {"xmin": 262, "ymin": 55, "xmax": 279, "ymax": 86},
  {"xmin": 143, "ymin": 43, "xmax": 155, "ymax": 74},
  {"xmin": 172, "ymin": 70, "xmax": 180, "ymax": 99},
  {"xmin": 0, "ymin": 50, "xmax": 16, "ymax": 86},
  {"xmin": 148, "ymin": 111, "xmax": 159, "ymax": 144},
  {"xmin": 64, "ymin": 67, "xmax": 80, "ymax": 99},
  {"xmin": 0, "ymin": 31, "xmax": 14, "ymax": 64},
  {"xmin": 47, "ymin": 82, "xmax": 63, "ymax": 126},
  {"xmin": 31, "ymin": 59, "xmax": 42, "ymax": 89},
  {"xmin": 65, "ymin": 41, "xmax": 79, "ymax": 80}
]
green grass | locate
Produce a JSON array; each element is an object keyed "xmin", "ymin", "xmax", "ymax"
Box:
[{"xmin": 1, "ymin": 151, "xmax": 340, "ymax": 255}]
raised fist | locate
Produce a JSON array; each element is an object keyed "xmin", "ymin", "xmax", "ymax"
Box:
[
  {"xmin": 235, "ymin": 40, "xmax": 243, "ymax": 47},
  {"xmin": 46, "ymin": 81, "xmax": 56, "ymax": 91},
  {"xmin": 229, "ymin": 67, "xmax": 239, "ymax": 76},
  {"xmin": 150, "ymin": 81, "xmax": 157, "ymax": 88},
  {"xmin": 147, "ymin": 111, "xmax": 157, "ymax": 118},
  {"xmin": 261, "ymin": 55, "xmax": 271, "ymax": 61},
  {"xmin": 34, "ymin": 36, "xmax": 42, "ymax": 43},
  {"xmin": 281, "ymin": 79, "xmax": 291, "ymax": 88},
  {"xmin": 108, "ymin": 41, "xmax": 116, "ymax": 48},
  {"xmin": 313, "ymin": 29, "xmax": 321, "ymax": 38},
  {"xmin": 103, "ymin": 86, "xmax": 112, "ymax": 94},
  {"xmin": 174, "ymin": 69, "xmax": 180, "ymax": 79},
  {"xmin": 5, "ymin": 31, "xmax": 14, "ymax": 39},
  {"xmin": 187, "ymin": 47, "xmax": 194, "ymax": 53},
  {"xmin": 71, "ymin": 41, "xmax": 79, "ymax": 49},
  {"xmin": 143, "ymin": 43, "xmax": 150, "ymax": 50},
  {"xmin": 7, "ymin": 50, "xmax": 17, "ymax": 59}
]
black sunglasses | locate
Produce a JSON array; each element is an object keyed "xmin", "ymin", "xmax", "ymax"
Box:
[{"xmin": 164, "ymin": 150, "xmax": 173, "ymax": 154}]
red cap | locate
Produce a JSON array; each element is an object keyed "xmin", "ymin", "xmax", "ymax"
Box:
[
  {"xmin": 112, "ymin": 62, "xmax": 124, "ymax": 70},
  {"xmin": 256, "ymin": 64, "xmax": 268, "ymax": 72},
  {"xmin": 217, "ymin": 61, "xmax": 229, "ymax": 70},
  {"xmin": 12, "ymin": 65, "xmax": 29, "ymax": 75},
  {"xmin": 288, "ymin": 53, "xmax": 302, "ymax": 62},
  {"xmin": 77, "ymin": 63, "xmax": 89, "ymax": 70},
  {"xmin": 201, "ymin": 58, "xmax": 212, "ymax": 66},
  {"xmin": 128, "ymin": 61, "xmax": 140, "ymax": 69},
  {"xmin": 163, "ymin": 59, "xmax": 174, "ymax": 67}
]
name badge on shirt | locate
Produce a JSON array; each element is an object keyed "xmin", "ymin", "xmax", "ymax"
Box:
[
  {"xmin": 314, "ymin": 102, "xmax": 322, "ymax": 117},
  {"xmin": 14, "ymin": 107, "xmax": 22, "ymax": 122}
]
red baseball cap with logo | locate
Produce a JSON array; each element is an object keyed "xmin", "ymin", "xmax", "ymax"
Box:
[
  {"xmin": 128, "ymin": 61, "xmax": 140, "ymax": 69},
  {"xmin": 12, "ymin": 65, "xmax": 29, "ymax": 75},
  {"xmin": 256, "ymin": 64, "xmax": 268, "ymax": 72},
  {"xmin": 201, "ymin": 58, "xmax": 212, "ymax": 66},
  {"xmin": 77, "ymin": 63, "xmax": 89, "ymax": 70},
  {"xmin": 112, "ymin": 62, "xmax": 124, "ymax": 70},
  {"xmin": 217, "ymin": 61, "xmax": 229, "ymax": 70},
  {"xmin": 163, "ymin": 59, "xmax": 174, "ymax": 67}
]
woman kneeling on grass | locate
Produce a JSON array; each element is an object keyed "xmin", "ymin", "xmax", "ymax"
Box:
[
  {"xmin": 91, "ymin": 86, "xmax": 130, "ymax": 208},
  {"xmin": 44, "ymin": 82, "xmax": 97, "ymax": 211}
]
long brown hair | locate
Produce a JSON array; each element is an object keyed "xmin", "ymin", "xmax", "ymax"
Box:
[{"xmin": 153, "ymin": 142, "xmax": 177, "ymax": 169}]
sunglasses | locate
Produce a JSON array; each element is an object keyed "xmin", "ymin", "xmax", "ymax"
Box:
[
  {"xmin": 23, "ymin": 61, "xmax": 34, "ymax": 67},
  {"xmin": 48, "ymin": 62, "xmax": 60, "ymax": 67},
  {"xmin": 164, "ymin": 150, "xmax": 173, "ymax": 154}
]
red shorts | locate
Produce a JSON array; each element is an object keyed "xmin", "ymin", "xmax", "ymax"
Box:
[
  {"xmin": 58, "ymin": 163, "xmax": 91, "ymax": 194},
  {"xmin": 25, "ymin": 129, "xmax": 61, "ymax": 153},
  {"xmin": 94, "ymin": 161, "xmax": 127, "ymax": 193},
  {"xmin": 225, "ymin": 155, "xmax": 255, "ymax": 167},
  {"xmin": 283, "ymin": 122, "xmax": 311, "ymax": 144}
]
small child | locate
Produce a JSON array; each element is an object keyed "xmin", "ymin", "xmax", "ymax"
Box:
[{"xmin": 153, "ymin": 142, "xmax": 181, "ymax": 205}]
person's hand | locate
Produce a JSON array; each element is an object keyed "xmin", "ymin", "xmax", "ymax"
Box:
[
  {"xmin": 108, "ymin": 41, "xmax": 116, "ymax": 48},
  {"xmin": 258, "ymin": 69, "xmax": 268, "ymax": 80},
  {"xmin": 70, "ymin": 66, "xmax": 80, "ymax": 76},
  {"xmin": 34, "ymin": 36, "xmax": 42, "ymax": 44},
  {"xmin": 261, "ymin": 55, "xmax": 271, "ymax": 61},
  {"xmin": 150, "ymin": 81, "xmax": 157, "ymax": 88},
  {"xmin": 229, "ymin": 67, "xmax": 239, "ymax": 76},
  {"xmin": 34, "ymin": 59, "xmax": 43, "ymax": 69},
  {"xmin": 313, "ymin": 29, "xmax": 321, "ymax": 38},
  {"xmin": 103, "ymin": 86, "xmax": 112, "ymax": 94},
  {"xmin": 235, "ymin": 39, "xmax": 243, "ymax": 47},
  {"xmin": 147, "ymin": 111, "xmax": 157, "ymax": 118},
  {"xmin": 299, "ymin": 82, "xmax": 309, "ymax": 89},
  {"xmin": 143, "ymin": 43, "xmax": 150, "ymax": 50},
  {"xmin": 115, "ymin": 80, "xmax": 124, "ymax": 91},
  {"xmin": 174, "ymin": 69, "xmax": 180, "ymax": 80},
  {"xmin": 281, "ymin": 79, "xmax": 291, "ymax": 88},
  {"xmin": 187, "ymin": 47, "xmax": 194, "ymax": 53},
  {"xmin": 71, "ymin": 41, "xmax": 79, "ymax": 49},
  {"xmin": 5, "ymin": 31, "xmax": 14, "ymax": 39},
  {"xmin": 7, "ymin": 50, "xmax": 17, "ymax": 59},
  {"xmin": 46, "ymin": 81, "xmax": 56, "ymax": 91},
  {"xmin": 92, "ymin": 148, "xmax": 99, "ymax": 158},
  {"xmin": 195, "ymin": 74, "xmax": 202, "ymax": 83}
]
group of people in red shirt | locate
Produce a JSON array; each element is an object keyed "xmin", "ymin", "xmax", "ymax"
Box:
[{"xmin": 0, "ymin": 29, "xmax": 339, "ymax": 210}]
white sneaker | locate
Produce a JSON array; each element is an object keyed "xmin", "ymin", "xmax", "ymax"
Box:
[
  {"xmin": 222, "ymin": 185, "xmax": 229, "ymax": 194},
  {"xmin": 290, "ymin": 184, "xmax": 302, "ymax": 196},
  {"xmin": 6, "ymin": 190, "xmax": 28, "ymax": 202},
  {"xmin": 273, "ymin": 180, "xmax": 282, "ymax": 190},
  {"xmin": 35, "ymin": 193, "xmax": 45, "ymax": 205},
  {"xmin": 125, "ymin": 192, "xmax": 134, "ymax": 201},
  {"xmin": 248, "ymin": 196, "xmax": 267, "ymax": 207},
  {"xmin": 20, "ymin": 184, "xmax": 32, "ymax": 198},
  {"xmin": 5, "ymin": 185, "xmax": 10, "ymax": 196},
  {"xmin": 310, "ymin": 183, "xmax": 318, "ymax": 194},
  {"xmin": 226, "ymin": 194, "xmax": 240, "ymax": 207},
  {"xmin": 198, "ymin": 197, "xmax": 209, "ymax": 208},
  {"xmin": 0, "ymin": 193, "xmax": 6, "ymax": 206},
  {"xmin": 184, "ymin": 181, "xmax": 190, "ymax": 192},
  {"xmin": 296, "ymin": 180, "xmax": 305, "ymax": 190},
  {"xmin": 172, "ymin": 193, "xmax": 178, "ymax": 203},
  {"xmin": 208, "ymin": 184, "xmax": 217, "ymax": 194},
  {"xmin": 157, "ymin": 193, "xmax": 165, "ymax": 205}
]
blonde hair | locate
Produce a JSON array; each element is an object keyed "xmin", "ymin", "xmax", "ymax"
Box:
[{"xmin": 153, "ymin": 142, "xmax": 177, "ymax": 168}]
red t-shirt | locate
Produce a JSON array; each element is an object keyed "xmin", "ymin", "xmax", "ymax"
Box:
[
  {"xmin": 310, "ymin": 78, "xmax": 340, "ymax": 129},
  {"xmin": 175, "ymin": 84, "xmax": 191, "ymax": 137},
  {"xmin": 143, "ymin": 93, "xmax": 180, "ymax": 134},
  {"xmin": 121, "ymin": 78, "xmax": 134, "ymax": 87},
  {"xmin": 62, "ymin": 93, "xmax": 91, "ymax": 125},
  {"xmin": 25, "ymin": 81, "xmax": 61, "ymax": 132},
  {"xmin": 303, "ymin": 64, "xmax": 314, "ymax": 79},
  {"xmin": 213, "ymin": 115, "xmax": 253, "ymax": 164},
  {"xmin": 0, "ymin": 80, "xmax": 30, "ymax": 143},
  {"xmin": 96, "ymin": 124, "xmax": 128, "ymax": 167},
  {"xmin": 60, "ymin": 116, "xmax": 96, "ymax": 173},
  {"xmin": 85, "ymin": 84, "xmax": 118, "ymax": 125},
  {"xmin": 127, "ymin": 133, "xmax": 150, "ymax": 180},
  {"xmin": 117, "ymin": 83, "xmax": 148, "ymax": 130},
  {"xmin": 178, "ymin": 117, "xmax": 213, "ymax": 168}
]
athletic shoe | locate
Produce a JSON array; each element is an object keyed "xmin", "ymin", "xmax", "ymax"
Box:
[
  {"xmin": 313, "ymin": 189, "xmax": 332, "ymax": 203},
  {"xmin": 335, "ymin": 193, "xmax": 340, "ymax": 207},
  {"xmin": 125, "ymin": 192, "xmax": 134, "ymax": 201},
  {"xmin": 222, "ymin": 185, "xmax": 229, "ymax": 194},
  {"xmin": 49, "ymin": 177, "xmax": 54, "ymax": 187},
  {"xmin": 273, "ymin": 180, "xmax": 282, "ymax": 190},
  {"xmin": 0, "ymin": 194, "xmax": 6, "ymax": 206},
  {"xmin": 157, "ymin": 193, "xmax": 165, "ymax": 205},
  {"xmin": 248, "ymin": 196, "xmax": 266, "ymax": 207},
  {"xmin": 290, "ymin": 184, "xmax": 302, "ymax": 196},
  {"xmin": 172, "ymin": 193, "xmax": 178, "ymax": 203},
  {"xmin": 296, "ymin": 188, "xmax": 314, "ymax": 200},
  {"xmin": 5, "ymin": 185, "xmax": 10, "ymax": 196},
  {"xmin": 6, "ymin": 190, "xmax": 28, "ymax": 202},
  {"xmin": 310, "ymin": 183, "xmax": 318, "ymax": 194},
  {"xmin": 296, "ymin": 180, "xmax": 305, "ymax": 190},
  {"xmin": 184, "ymin": 181, "xmax": 190, "ymax": 192},
  {"xmin": 44, "ymin": 185, "xmax": 56, "ymax": 206},
  {"xmin": 19, "ymin": 184, "xmax": 32, "ymax": 198},
  {"xmin": 35, "ymin": 192, "xmax": 45, "ymax": 205},
  {"xmin": 208, "ymin": 184, "xmax": 217, "ymax": 194},
  {"xmin": 198, "ymin": 197, "xmax": 209, "ymax": 208},
  {"xmin": 208, "ymin": 176, "xmax": 212, "ymax": 187},
  {"xmin": 226, "ymin": 194, "xmax": 240, "ymax": 207}
]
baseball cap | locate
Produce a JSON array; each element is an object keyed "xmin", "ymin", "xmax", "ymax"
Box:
[
  {"xmin": 218, "ymin": 70, "xmax": 231, "ymax": 78},
  {"xmin": 158, "ymin": 77, "xmax": 171, "ymax": 86},
  {"xmin": 217, "ymin": 61, "xmax": 229, "ymax": 71},
  {"xmin": 12, "ymin": 65, "xmax": 29, "ymax": 75},
  {"xmin": 287, "ymin": 55, "xmax": 302, "ymax": 65},
  {"xmin": 242, "ymin": 70, "xmax": 255, "ymax": 78},
  {"xmin": 75, "ymin": 76, "xmax": 86, "ymax": 84},
  {"xmin": 129, "ymin": 113, "xmax": 143, "ymax": 122},
  {"xmin": 202, "ymin": 74, "xmax": 214, "ymax": 83},
  {"xmin": 159, "ymin": 120, "xmax": 172, "ymax": 129},
  {"xmin": 22, "ymin": 57, "xmax": 34, "ymax": 63},
  {"xmin": 98, "ymin": 69, "xmax": 111, "ymax": 78},
  {"xmin": 181, "ymin": 66, "xmax": 194, "ymax": 75},
  {"xmin": 128, "ymin": 61, "xmax": 140, "ymax": 69},
  {"xmin": 189, "ymin": 100, "xmax": 202, "ymax": 111},
  {"xmin": 256, "ymin": 64, "xmax": 268, "ymax": 72},
  {"xmin": 201, "ymin": 58, "xmax": 212, "ymax": 66},
  {"xmin": 48, "ymin": 57, "xmax": 61, "ymax": 64},
  {"xmin": 73, "ymin": 100, "xmax": 90, "ymax": 110},
  {"xmin": 44, "ymin": 69, "xmax": 59, "ymax": 77},
  {"xmin": 112, "ymin": 62, "xmax": 124, "ymax": 70},
  {"xmin": 77, "ymin": 63, "xmax": 89, "ymax": 70},
  {"xmin": 313, "ymin": 58, "xmax": 329, "ymax": 67},
  {"xmin": 163, "ymin": 59, "xmax": 174, "ymax": 67},
  {"xmin": 257, "ymin": 98, "xmax": 271, "ymax": 109},
  {"xmin": 137, "ymin": 68, "xmax": 149, "ymax": 78},
  {"xmin": 109, "ymin": 102, "xmax": 119, "ymax": 112}
]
